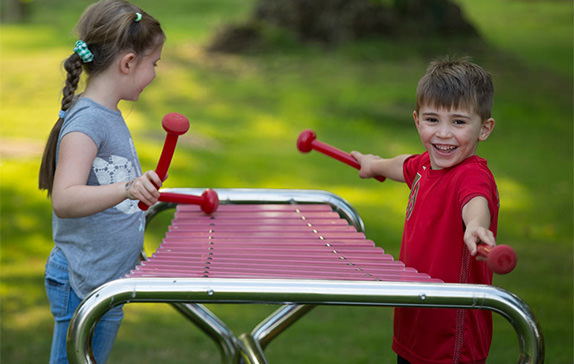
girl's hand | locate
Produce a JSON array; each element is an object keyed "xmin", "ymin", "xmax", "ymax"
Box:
[{"xmin": 125, "ymin": 170, "xmax": 163, "ymax": 206}]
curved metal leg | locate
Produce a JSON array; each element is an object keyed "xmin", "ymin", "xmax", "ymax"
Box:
[
  {"xmin": 238, "ymin": 333, "xmax": 267, "ymax": 364},
  {"xmin": 239, "ymin": 304, "xmax": 316, "ymax": 364},
  {"xmin": 171, "ymin": 302, "xmax": 242, "ymax": 364},
  {"xmin": 251, "ymin": 304, "xmax": 315, "ymax": 350}
]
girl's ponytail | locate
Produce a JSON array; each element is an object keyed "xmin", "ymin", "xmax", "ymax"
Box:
[{"xmin": 38, "ymin": 53, "xmax": 83, "ymax": 195}]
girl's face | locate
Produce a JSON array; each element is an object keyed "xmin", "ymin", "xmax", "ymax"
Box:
[
  {"xmin": 126, "ymin": 41, "xmax": 163, "ymax": 101},
  {"xmin": 413, "ymin": 105, "xmax": 495, "ymax": 170}
]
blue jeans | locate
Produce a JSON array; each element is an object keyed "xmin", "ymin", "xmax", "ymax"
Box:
[{"xmin": 45, "ymin": 248, "xmax": 123, "ymax": 364}]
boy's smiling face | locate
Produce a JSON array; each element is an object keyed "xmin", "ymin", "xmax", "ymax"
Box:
[{"xmin": 413, "ymin": 105, "xmax": 495, "ymax": 170}]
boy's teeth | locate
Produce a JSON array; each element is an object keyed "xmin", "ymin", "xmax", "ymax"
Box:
[{"xmin": 435, "ymin": 144, "xmax": 456, "ymax": 151}]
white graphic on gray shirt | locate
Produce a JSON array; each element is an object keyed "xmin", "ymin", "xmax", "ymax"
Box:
[{"xmin": 93, "ymin": 155, "xmax": 139, "ymax": 214}]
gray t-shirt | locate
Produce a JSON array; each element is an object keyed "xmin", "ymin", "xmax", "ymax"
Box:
[{"xmin": 53, "ymin": 97, "xmax": 145, "ymax": 298}]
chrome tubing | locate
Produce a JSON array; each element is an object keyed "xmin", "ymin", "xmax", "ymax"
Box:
[
  {"xmin": 238, "ymin": 304, "xmax": 317, "ymax": 364},
  {"xmin": 250, "ymin": 304, "xmax": 316, "ymax": 350},
  {"xmin": 67, "ymin": 278, "xmax": 544, "ymax": 364},
  {"xmin": 170, "ymin": 302, "xmax": 242, "ymax": 364}
]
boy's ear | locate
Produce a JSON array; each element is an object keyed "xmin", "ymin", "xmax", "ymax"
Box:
[
  {"xmin": 479, "ymin": 118, "xmax": 495, "ymax": 141},
  {"xmin": 119, "ymin": 52, "xmax": 137, "ymax": 74},
  {"xmin": 413, "ymin": 110, "xmax": 420, "ymax": 128}
]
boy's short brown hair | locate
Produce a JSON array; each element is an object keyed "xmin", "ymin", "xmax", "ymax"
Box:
[{"xmin": 416, "ymin": 57, "xmax": 494, "ymax": 121}]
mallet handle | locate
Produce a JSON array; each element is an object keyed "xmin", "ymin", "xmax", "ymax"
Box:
[
  {"xmin": 155, "ymin": 134, "xmax": 178, "ymax": 181},
  {"xmin": 158, "ymin": 189, "xmax": 219, "ymax": 215},
  {"xmin": 297, "ymin": 129, "xmax": 385, "ymax": 182},
  {"xmin": 158, "ymin": 192, "xmax": 202, "ymax": 204}
]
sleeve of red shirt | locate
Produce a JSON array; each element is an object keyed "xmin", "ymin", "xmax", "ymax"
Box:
[
  {"xmin": 455, "ymin": 160, "xmax": 500, "ymax": 229},
  {"xmin": 403, "ymin": 152, "xmax": 427, "ymax": 188}
]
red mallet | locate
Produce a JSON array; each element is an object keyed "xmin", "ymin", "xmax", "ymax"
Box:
[
  {"xmin": 297, "ymin": 129, "xmax": 386, "ymax": 182},
  {"xmin": 138, "ymin": 113, "xmax": 190, "ymax": 211},
  {"xmin": 477, "ymin": 244, "xmax": 517, "ymax": 274},
  {"xmin": 158, "ymin": 189, "xmax": 219, "ymax": 214}
]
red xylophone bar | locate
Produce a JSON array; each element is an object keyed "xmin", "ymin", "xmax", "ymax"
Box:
[
  {"xmin": 129, "ymin": 203, "xmax": 441, "ymax": 283},
  {"xmin": 477, "ymin": 244, "xmax": 517, "ymax": 275},
  {"xmin": 297, "ymin": 129, "xmax": 386, "ymax": 182}
]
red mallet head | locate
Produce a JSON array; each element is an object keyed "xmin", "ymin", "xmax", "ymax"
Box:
[
  {"xmin": 162, "ymin": 112, "xmax": 190, "ymax": 135},
  {"xmin": 297, "ymin": 129, "xmax": 316, "ymax": 153},
  {"xmin": 486, "ymin": 244, "xmax": 517, "ymax": 274},
  {"xmin": 201, "ymin": 189, "xmax": 219, "ymax": 215}
]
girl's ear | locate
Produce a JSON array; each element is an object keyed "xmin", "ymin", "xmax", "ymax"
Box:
[
  {"xmin": 479, "ymin": 117, "xmax": 495, "ymax": 141},
  {"xmin": 119, "ymin": 52, "xmax": 137, "ymax": 75}
]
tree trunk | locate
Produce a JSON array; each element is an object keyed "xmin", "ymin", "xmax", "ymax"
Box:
[{"xmin": 207, "ymin": 0, "xmax": 480, "ymax": 53}]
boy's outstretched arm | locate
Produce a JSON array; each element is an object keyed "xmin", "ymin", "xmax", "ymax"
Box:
[
  {"xmin": 462, "ymin": 196, "xmax": 496, "ymax": 256},
  {"xmin": 350, "ymin": 152, "xmax": 410, "ymax": 182}
]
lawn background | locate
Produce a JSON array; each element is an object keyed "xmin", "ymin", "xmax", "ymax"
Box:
[{"xmin": 1, "ymin": 0, "xmax": 572, "ymax": 363}]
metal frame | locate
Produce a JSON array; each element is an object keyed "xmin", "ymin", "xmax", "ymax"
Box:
[{"xmin": 67, "ymin": 188, "xmax": 544, "ymax": 364}]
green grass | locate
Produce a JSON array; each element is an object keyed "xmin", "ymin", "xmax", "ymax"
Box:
[{"xmin": 1, "ymin": 0, "xmax": 572, "ymax": 363}]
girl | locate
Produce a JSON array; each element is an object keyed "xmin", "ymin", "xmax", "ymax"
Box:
[{"xmin": 38, "ymin": 1, "xmax": 165, "ymax": 362}]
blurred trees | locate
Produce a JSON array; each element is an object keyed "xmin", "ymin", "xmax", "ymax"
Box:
[
  {"xmin": 1, "ymin": 0, "xmax": 34, "ymax": 23},
  {"xmin": 208, "ymin": 0, "xmax": 480, "ymax": 52}
]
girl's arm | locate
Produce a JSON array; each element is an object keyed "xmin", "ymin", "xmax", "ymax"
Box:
[
  {"xmin": 462, "ymin": 196, "xmax": 496, "ymax": 256},
  {"xmin": 52, "ymin": 132, "xmax": 162, "ymax": 218},
  {"xmin": 349, "ymin": 151, "xmax": 411, "ymax": 182}
]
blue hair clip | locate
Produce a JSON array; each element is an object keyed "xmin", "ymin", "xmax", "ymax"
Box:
[{"xmin": 59, "ymin": 110, "xmax": 67, "ymax": 119}]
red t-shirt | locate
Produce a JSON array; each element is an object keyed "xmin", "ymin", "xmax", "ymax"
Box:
[{"xmin": 392, "ymin": 152, "xmax": 499, "ymax": 364}]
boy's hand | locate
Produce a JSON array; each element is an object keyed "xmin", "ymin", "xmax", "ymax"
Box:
[
  {"xmin": 462, "ymin": 196, "xmax": 496, "ymax": 258},
  {"xmin": 350, "ymin": 151, "xmax": 409, "ymax": 182},
  {"xmin": 126, "ymin": 170, "xmax": 163, "ymax": 206},
  {"xmin": 350, "ymin": 151, "xmax": 382, "ymax": 179},
  {"xmin": 464, "ymin": 223, "xmax": 496, "ymax": 259}
]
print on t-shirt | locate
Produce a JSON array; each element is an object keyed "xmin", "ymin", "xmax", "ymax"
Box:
[{"xmin": 406, "ymin": 172, "xmax": 421, "ymax": 220}]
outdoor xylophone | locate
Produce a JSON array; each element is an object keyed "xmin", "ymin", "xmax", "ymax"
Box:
[
  {"xmin": 67, "ymin": 188, "xmax": 543, "ymax": 364},
  {"xmin": 297, "ymin": 129, "xmax": 517, "ymax": 275}
]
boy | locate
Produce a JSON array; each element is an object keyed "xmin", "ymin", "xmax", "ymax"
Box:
[{"xmin": 351, "ymin": 58, "xmax": 498, "ymax": 364}]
